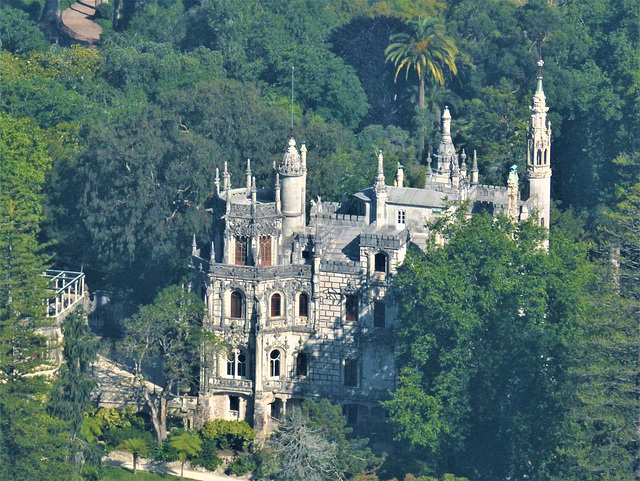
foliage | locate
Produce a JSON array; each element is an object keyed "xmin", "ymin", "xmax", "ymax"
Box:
[
  {"xmin": 169, "ymin": 431, "xmax": 202, "ymax": 479},
  {"xmin": 200, "ymin": 419, "xmax": 256, "ymax": 451},
  {"xmin": 227, "ymin": 452, "xmax": 261, "ymax": 477},
  {"xmin": 264, "ymin": 399, "xmax": 380, "ymax": 481},
  {"xmin": 118, "ymin": 437, "xmax": 149, "ymax": 474},
  {"xmin": 0, "ymin": 7, "xmax": 47, "ymax": 53},
  {"xmin": 120, "ymin": 285, "xmax": 214, "ymax": 442},
  {"xmin": 385, "ymin": 210, "xmax": 593, "ymax": 479}
]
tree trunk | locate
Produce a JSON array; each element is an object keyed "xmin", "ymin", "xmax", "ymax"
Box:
[
  {"xmin": 112, "ymin": 0, "xmax": 122, "ymax": 30},
  {"xmin": 181, "ymin": 461, "xmax": 185, "ymax": 480},
  {"xmin": 418, "ymin": 76, "xmax": 425, "ymax": 163},
  {"xmin": 40, "ymin": 0, "xmax": 63, "ymax": 31},
  {"xmin": 133, "ymin": 453, "xmax": 138, "ymax": 474},
  {"xmin": 139, "ymin": 379, "xmax": 168, "ymax": 442}
]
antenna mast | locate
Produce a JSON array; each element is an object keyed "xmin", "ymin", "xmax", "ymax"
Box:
[{"xmin": 291, "ymin": 66, "xmax": 295, "ymax": 132}]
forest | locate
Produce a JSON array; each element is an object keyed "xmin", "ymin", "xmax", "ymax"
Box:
[{"xmin": 0, "ymin": 0, "xmax": 639, "ymax": 479}]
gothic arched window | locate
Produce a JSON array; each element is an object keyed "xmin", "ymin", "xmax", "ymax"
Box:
[
  {"xmin": 270, "ymin": 350, "xmax": 281, "ymax": 378},
  {"xmin": 271, "ymin": 293, "xmax": 282, "ymax": 317}
]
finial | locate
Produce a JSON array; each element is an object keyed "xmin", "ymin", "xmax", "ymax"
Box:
[
  {"xmin": 252, "ymin": 176, "xmax": 257, "ymax": 192},
  {"xmin": 191, "ymin": 234, "xmax": 197, "ymax": 256},
  {"xmin": 210, "ymin": 241, "xmax": 215, "ymax": 265},
  {"xmin": 536, "ymin": 58, "xmax": 545, "ymax": 93},
  {"xmin": 215, "ymin": 168, "xmax": 220, "ymax": 195}
]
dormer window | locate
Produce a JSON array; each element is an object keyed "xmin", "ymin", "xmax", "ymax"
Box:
[{"xmin": 397, "ymin": 209, "xmax": 406, "ymax": 228}]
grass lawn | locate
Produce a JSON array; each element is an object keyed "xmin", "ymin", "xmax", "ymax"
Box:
[{"xmin": 101, "ymin": 466, "xmax": 180, "ymax": 480}]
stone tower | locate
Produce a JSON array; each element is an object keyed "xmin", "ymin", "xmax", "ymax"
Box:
[
  {"xmin": 526, "ymin": 59, "xmax": 552, "ymax": 230},
  {"xmin": 279, "ymin": 136, "xmax": 306, "ymax": 236}
]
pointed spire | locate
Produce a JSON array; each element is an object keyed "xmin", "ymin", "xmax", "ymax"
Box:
[
  {"xmin": 375, "ymin": 150, "xmax": 386, "ymax": 191},
  {"xmin": 215, "ymin": 167, "xmax": 220, "ymax": 196},
  {"xmin": 251, "ymin": 176, "xmax": 257, "ymax": 204},
  {"xmin": 192, "ymin": 234, "xmax": 198, "ymax": 257},
  {"xmin": 471, "ymin": 150, "xmax": 479, "ymax": 185},
  {"xmin": 223, "ymin": 161, "xmax": 231, "ymax": 191},
  {"xmin": 246, "ymin": 159, "xmax": 252, "ymax": 194},
  {"xmin": 209, "ymin": 241, "xmax": 215, "ymax": 266}
]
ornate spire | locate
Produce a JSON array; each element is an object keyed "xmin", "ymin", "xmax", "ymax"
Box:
[
  {"xmin": 209, "ymin": 241, "xmax": 215, "ymax": 266},
  {"xmin": 435, "ymin": 107, "xmax": 456, "ymax": 173},
  {"xmin": 214, "ymin": 167, "xmax": 220, "ymax": 196}
]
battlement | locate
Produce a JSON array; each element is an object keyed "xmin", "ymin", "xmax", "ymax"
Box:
[{"xmin": 320, "ymin": 259, "xmax": 362, "ymax": 274}]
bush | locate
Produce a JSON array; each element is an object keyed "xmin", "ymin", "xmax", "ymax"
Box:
[
  {"xmin": 94, "ymin": 1, "xmax": 113, "ymax": 19},
  {"xmin": 226, "ymin": 453, "xmax": 259, "ymax": 477},
  {"xmin": 103, "ymin": 424, "xmax": 155, "ymax": 450},
  {"xmin": 193, "ymin": 439, "xmax": 224, "ymax": 471},
  {"xmin": 200, "ymin": 419, "xmax": 256, "ymax": 451}
]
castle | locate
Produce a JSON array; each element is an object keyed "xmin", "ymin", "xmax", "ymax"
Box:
[{"xmin": 190, "ymin": 67, "xmax": 552, "ymax": 437}]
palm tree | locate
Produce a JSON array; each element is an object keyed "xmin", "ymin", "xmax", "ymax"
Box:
[
  {"xmin": 385, "ymin": 17, "xmax": 458, "ymax": 160},
  {"xmin": 169, "ymin": 432, "xmax": 202, "ymax": 480},
  {"xmin": 119, "ymin": 437, "xmax": 148, "ymax": 474}
]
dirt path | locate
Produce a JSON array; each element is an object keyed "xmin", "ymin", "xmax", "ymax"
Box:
[
  {"xmin": 104, "ymin": 450, "xmax": 251, "ymax": 481},
  {"xmin": 62, "ymin": 0, "xmax": 102, "ymax": 44}
]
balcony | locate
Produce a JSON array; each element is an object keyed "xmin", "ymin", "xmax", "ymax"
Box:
[{"xmin": 43, "ymin": 269, "xmax": 86, "ymax": 320}]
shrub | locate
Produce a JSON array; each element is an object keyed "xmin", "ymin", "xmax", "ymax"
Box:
[
  {"xmin": 201, "ymin": 419, "xmax": 256, "ymax": 451},
  {"xmin": 193, "ymin": 439, "xmax": 224, "ymax": 471},
  {"xmin": 226, "ymin": 453, "xmax": 259, "ymax": 476},
  {"xmin": 94, "ymin": 1, "xmax": 113, "ymax": 19}
]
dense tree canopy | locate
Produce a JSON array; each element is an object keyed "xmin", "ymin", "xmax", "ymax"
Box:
[{"xmin": 385, "ymin": 209, "xmax": 596, "ymax": 479}]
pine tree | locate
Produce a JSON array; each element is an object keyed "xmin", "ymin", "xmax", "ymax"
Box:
[{"xmin": 0, "ymin": 114, "xmax": 77, "ymax": 480}]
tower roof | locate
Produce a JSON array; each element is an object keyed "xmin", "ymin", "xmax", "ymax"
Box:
[{"xmin": 279, "ymin": 136, "xmax": 303, "ymax": 176}]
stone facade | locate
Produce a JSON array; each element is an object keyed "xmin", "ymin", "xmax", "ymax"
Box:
[{"xmin": 191, "ymin": 72, "xmax": 552, "ymax": 437}]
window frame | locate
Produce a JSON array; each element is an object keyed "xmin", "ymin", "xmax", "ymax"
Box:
[
  {"xmin": 230, "ymin": 290, "xmax": 243, "ymax": 319},
  {"xmin": 345, "ymin": 295, "xmax": 358, "ymax": 323},
  {"xmin": 270, "ymin": 293, "xmax": 282, "ymax": 318},
  {"xmin": 269, "ymin": 349, "xmax": 281, "ymax": 378},
  {"xmin": 260, "ymin": 236, "xmax": 272, "ymax": 266},
  {"xmin": 298, "ymin": 293, "xmax": 309, "ymax": 318},
  {"xmin": 234, "ymin": 236, "xmax": 248, "ymax": 266},
  {"xmin": 344, "ymin": 358, "xmax": 358, "ymax": 387}
]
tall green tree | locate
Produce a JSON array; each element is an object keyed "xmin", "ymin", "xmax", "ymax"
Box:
[
  {"xmin": 384, "ymin": 209, "xmax": 592, "ymax": 479},
  {"xmin": 120, "ymin": 285, "xmax": 216, "ymax": 442},
  {"xmin": 48, "ymin": 312, "xmax": 102, "ymax": 479},
  {"xmin": 385, "ymin": 17, "xmax": 458, "ymax": 160},
  {"xmin": 0, "ymin": 114, "xmax": 78, "ymax": 480}
]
